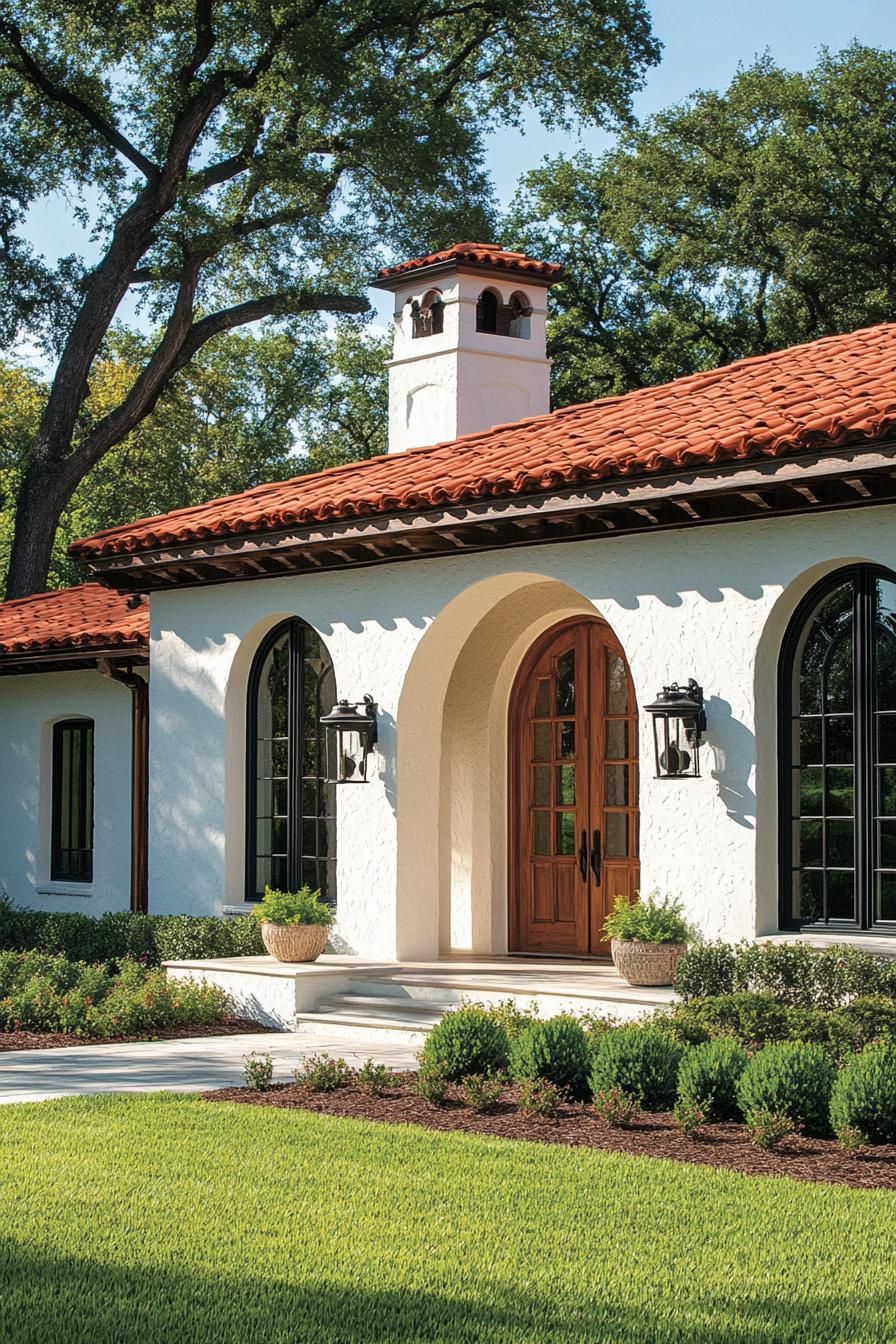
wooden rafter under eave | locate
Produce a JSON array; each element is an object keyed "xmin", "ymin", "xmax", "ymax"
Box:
[{"xmin": 78, "ymin": 442, "xmax": 896, "ymax": 594}]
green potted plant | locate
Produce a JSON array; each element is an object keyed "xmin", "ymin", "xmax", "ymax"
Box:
[
  {"xmin": 252, "ymin": 886, "xmax": 334, "ymax": 963},
  {"xmin": 602, "ymin": 892, "xmax": 691, "ymax": 987}
]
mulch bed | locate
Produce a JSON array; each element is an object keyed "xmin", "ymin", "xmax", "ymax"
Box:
[
  {"xmin": 0, "ymin": 1018, "xmax": 274, "ymax": 1051},
  {"xmin": 203, "ymin": 1074, "xmax": 896, "ymax": 1191}
]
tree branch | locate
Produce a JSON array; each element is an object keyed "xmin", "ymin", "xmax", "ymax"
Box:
[
  {"xmin": 179, "ymin": 0, "xmax": 216, "ymax": 87},
  {"xmin": 74, "ymin": 288, "xmax": 369, "ymax": 472},
  {"xmin": 0, "ymin": 19, "xmax": 160, "ymax": 181}
]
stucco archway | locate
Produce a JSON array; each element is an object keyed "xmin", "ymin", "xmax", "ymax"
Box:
[{"xmin": 395, "ymin": 573, "xmax": 604, "ymax": 959}]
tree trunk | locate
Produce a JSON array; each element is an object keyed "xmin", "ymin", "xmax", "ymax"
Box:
[{"xmin": 5, "ymin": 458, "xmax": 77, "ymax": 599}]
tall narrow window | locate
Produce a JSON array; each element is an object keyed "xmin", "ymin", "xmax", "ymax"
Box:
[
  {"xmin": 51, "ymin": 719, "xmax": 94, "ymax": 882},
  {"xmin": 246, "ymin": 619, "xmax": 336, "ymax": 904},
  {"xmin": 780, "ymin": 566, "xmax": 896, "ymax": 931}
]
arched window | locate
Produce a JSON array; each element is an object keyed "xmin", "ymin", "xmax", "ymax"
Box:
[
  {"xmin": 246, "ymin": 619, "xmax": 336, "ymax": 905},
  {"xmin": 780, "ymin": 566, "xmax": 896, "ymax": 930},
  {"xmin": 475, "ymin": 288, "xmax": 499, "ymax": 334},
  {"xmin": 411, "ymin": 289, "xmax": 444, "ymax": 338},
  {"xmin": 507, "ymin": 291, "xmax": 532, "ymax": 339}
]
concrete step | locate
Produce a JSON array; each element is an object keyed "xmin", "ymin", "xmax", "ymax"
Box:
[
  {"xmin": 293, "ymin": 992, "xmax": 453, "ymax": 1048},
  {"xmin": 344, "ymin": 973, "xmax": 667, "ymax": 1014}
]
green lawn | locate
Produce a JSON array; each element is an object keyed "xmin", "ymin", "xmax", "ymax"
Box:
[{"xmin": 0, "ymin": 1095, "xmax": 894, "ymax": 1343}]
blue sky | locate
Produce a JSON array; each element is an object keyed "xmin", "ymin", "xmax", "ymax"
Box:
[
  {"xmin": 485, "ymin": 0, "xmax": 895, "ymax": 201},
  {"xmin": 19, "ymin": 0, "xmax": 896, "ymax": 337}
]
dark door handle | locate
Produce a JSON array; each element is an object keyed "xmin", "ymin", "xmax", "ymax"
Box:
[
  {"xmin": 578, "ymin": 830, "xmax": 588, "ymax": 883},
  {"xmin": 590, "ymin": 828, "xmax": 602, "ymax": 884}
]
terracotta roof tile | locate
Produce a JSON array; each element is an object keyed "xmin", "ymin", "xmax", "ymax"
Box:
[
  {"xmin": 374, "ymin": 241, "xmax": 563, "ymax": 283},
  {"xmin": 71, "ymin": 323, "xmax": 896, "ymax": 562},
  {"xmin": 0, "ymin": 584, "xmax": 148, "ymax": 659}
]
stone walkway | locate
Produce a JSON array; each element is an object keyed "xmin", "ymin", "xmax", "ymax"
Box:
[{"xmin": 0, "ymin": 1031, "xmax": 418, "ymax": 1105}]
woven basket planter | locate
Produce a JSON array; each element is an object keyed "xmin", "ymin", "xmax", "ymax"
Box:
[
  {"xmin": 610, "ymin": 938, "xmax": 687, "ymax": 987},
  {"xmin": 260, "ymin": 921, "xmax": 329, "ymax": 963}
]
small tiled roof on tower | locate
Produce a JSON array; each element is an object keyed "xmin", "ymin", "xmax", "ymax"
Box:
[
  {"xmin": 69, "ymin": 322, "xmax": 896, "ymax": 564},
  {"xmin": 0, "ymin": 584, "xmax": 148, "ymax": 662},
  {"xmin": 373, "ymin": 241, "xmax": 564, "ymax": 284}
]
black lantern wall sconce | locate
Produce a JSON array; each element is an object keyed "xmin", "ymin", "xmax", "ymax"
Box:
[
  {"xmin": 643, "ymin": 680, "xmax": 707, "ymax": 778},
  {"xmin": 320, "ymin": 696, "xmax": 378, "ymax": 783}
]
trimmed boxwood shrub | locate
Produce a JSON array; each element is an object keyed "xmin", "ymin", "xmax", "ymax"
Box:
[
  {"xmin": 590, "ymin": 1026, "xmax": 684, "ymax": 1111},
  {"xmin": 830, "ymin": 1044, "xmax": 896, "ymax": 1143},
  {"xmin": 0, "ymin": 897, "xmax": 264, "ymax": 966},
  {"xmin": 736, "ymin": 1041, "xmax": 836, "ymax": 1137},
  {"xmin": 419, "ymin": 1006, "xmax": 509, "ymax": 1081},
  {"xmin": 509, "ymin": 1016, "xmax": 591, "ymax": 1099},
  {"xmin": 676, "ymin": 1037, "xmax": 747, "ymax": 1121}
]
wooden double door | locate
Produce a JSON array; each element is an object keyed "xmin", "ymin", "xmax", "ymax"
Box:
[{"xmin": 509, "ymin": 619, "xmax": 640, "ymax": 956}]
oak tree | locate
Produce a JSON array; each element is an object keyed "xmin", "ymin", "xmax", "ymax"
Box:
[{"xmin": 0, "ymin": 0, "xmax": 658, "ymax": 596}]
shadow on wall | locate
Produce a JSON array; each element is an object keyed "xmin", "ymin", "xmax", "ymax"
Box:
[{"xmin": 706, "ymin": 695, "xmax": 757, "ymax": 831}]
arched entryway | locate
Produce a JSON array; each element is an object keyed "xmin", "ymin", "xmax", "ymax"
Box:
[{"xmin": 509, "ymin": 617, "xmax": 639, "ymax": 956}]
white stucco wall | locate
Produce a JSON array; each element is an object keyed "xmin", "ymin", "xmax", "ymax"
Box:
[
  {"xmin": 145, "ymin": 502, "xmax": 896, "ymax": 959},
  {"xmin": 0, "ymin": 669, "xmax": 134, "ymax": 914}
]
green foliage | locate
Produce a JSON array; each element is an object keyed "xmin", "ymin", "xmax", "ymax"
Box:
[
  {"xmin": 0, "ymin": 895, "xmax": 264, "ymax": 965},
  {"xmin": 473, "ymin": 997, "xmax": 540, "ymax": 1043},
  {"xmin": 672, "ymin": 1098, "xmax": 705, "ymax": 1138},
  {"xmin": 294, "ymin": 1055, "xmax": 352, "ymax": 1092},
  {"xmin": 676, "ymin": 1038, "xmax": 748, "ymax": 1122},
  {"xmin": 252, "ymin": 887, "xmax": 334, "ymax": 928},
  {"xmin": 829, "ymin": 1044, "xmax": 896, "ymax": 1144},
  {"xmin": 509, "ymin": 1016, "xmax": 591, "ymax": 1100},
  {"xmin": 835, "ymin": 1125, "xmax": 868, "ymax": 1153},
  {"xmin": 592, "ymin": 1085, "xmax": 636, "ymax": 1128},
  {"xmin": 516, "ymin": 1077, "xmax": 563, "ymax": 1118},
  {"xmin": 746, "ymin": 1110, "xmax": 800, "ymax": 1152},
  {"xmin": 507, "ymin": 45, "xmax": 896, "ymax": 406},
  {"xmin": 355, "ymin": 1060, "xmax": 400, "ymax": 1097},
  {"xmin": 0, "ymin": 951, "xmax": 229, "ymax": 1037},
  {"xmin": 461, "ymin": 1073, "xmax": 506, "ymax": 1113},
  {"xmin": 419, "ymin": 1007, "xmax": 510, "ymax": 1082},
  {"xmin": 590, "ymin": 1027, "xmax": 684, "ymax": 1111},
  {"xmin": 243, "ymin": 1052, "xmax": 274, "ymax": 1092},
  {"xmin": 674, "ymin": 938, "xmax": 896, "ymax": 1007},
  {"xmin": 602, "ymin": 892, "xmax": 690, "ymax": 944},
  {"xmin": 414, "ymin": 1066, "xmax": 450, "ymax": 1108},
  {"xmin": 737, "ymin": 1042, "xmax": 836, "ymax": 1137}
]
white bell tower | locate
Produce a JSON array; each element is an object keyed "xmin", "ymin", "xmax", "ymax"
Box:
[{"xmin": 371, "ymin": 242, "xmax": 562, "ymax": 454}]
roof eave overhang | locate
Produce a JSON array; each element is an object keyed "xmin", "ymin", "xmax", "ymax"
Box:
[
  {"xmin": 371, "ymin": 258, "xmax": 562, "ymax": 292},
  {"xmin": 0, "ymin": 644, "xmax": 149, "ymax": 677},
  {"xmin": 76, "ymin": 439, "xmax": 896, "ymax": 595}
]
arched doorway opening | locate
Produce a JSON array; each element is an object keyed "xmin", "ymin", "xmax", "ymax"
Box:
[{"xmin": 509, "ymin": 617, "xmax": 639, "ymax": 956}]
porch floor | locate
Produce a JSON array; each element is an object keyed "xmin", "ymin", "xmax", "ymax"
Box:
[{"xmin": 165, "ymin": 952, "xmax": 677, "ymax": 1034}]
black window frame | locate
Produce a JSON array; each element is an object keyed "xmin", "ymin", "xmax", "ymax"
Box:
[
  {"xmin": 779, "ymin": 563, "xmax": 896, "ymax": 933},
  {"xmin": 244, "ymin": 618, "xmax": 336, "ymax": 904},
  {"xmin": 51, "ymin": 718, "xmax": 95, "ymax": 883}
]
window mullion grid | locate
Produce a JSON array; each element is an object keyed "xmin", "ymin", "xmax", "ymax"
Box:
[
  {"xmin": 857, "ymin": 571, "xmax": 875, "ymax": 929},
  {"xmin": 287, "ymin": 621, "xmax": 303, "ymax": 894}
]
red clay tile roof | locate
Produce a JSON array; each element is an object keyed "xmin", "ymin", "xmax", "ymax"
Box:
[
  {"xmin": 71, "ymin": 322, "xmax": 896, "ymax": 562},
  {"xmin": 0, "ymin": 584, "xmax": 148, "ymax": 659},
  {"xmin": 374, "ymin": 241, "xmax": 563, "ymax": 283}
]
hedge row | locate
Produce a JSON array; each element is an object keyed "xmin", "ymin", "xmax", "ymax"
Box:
[
  {"xmin": 0, "ymin": 897, "xmax": 264, "ymax": 967},
  {"xmin": 674, "ymin": 938, "xmax": 896, "ymax": 1007},
  {"xmin": 0, "ymin": 950, "xmax": 231, "ymax": 1038}
]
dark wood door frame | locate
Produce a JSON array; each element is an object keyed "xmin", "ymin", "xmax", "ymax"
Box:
[{"xmin": 508, "ymin": 616, "xmax": 640, "ymax": 957}]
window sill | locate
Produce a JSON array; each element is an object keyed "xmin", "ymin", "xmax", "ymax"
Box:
[{"xmin": 34, "ymin": 884, "xmax": 94, "ymax": 899}]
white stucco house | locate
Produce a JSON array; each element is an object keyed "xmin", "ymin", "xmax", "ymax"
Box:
[{"xmin": 3, "ymin": 241, "xmax": 896, "ymax": 969}]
